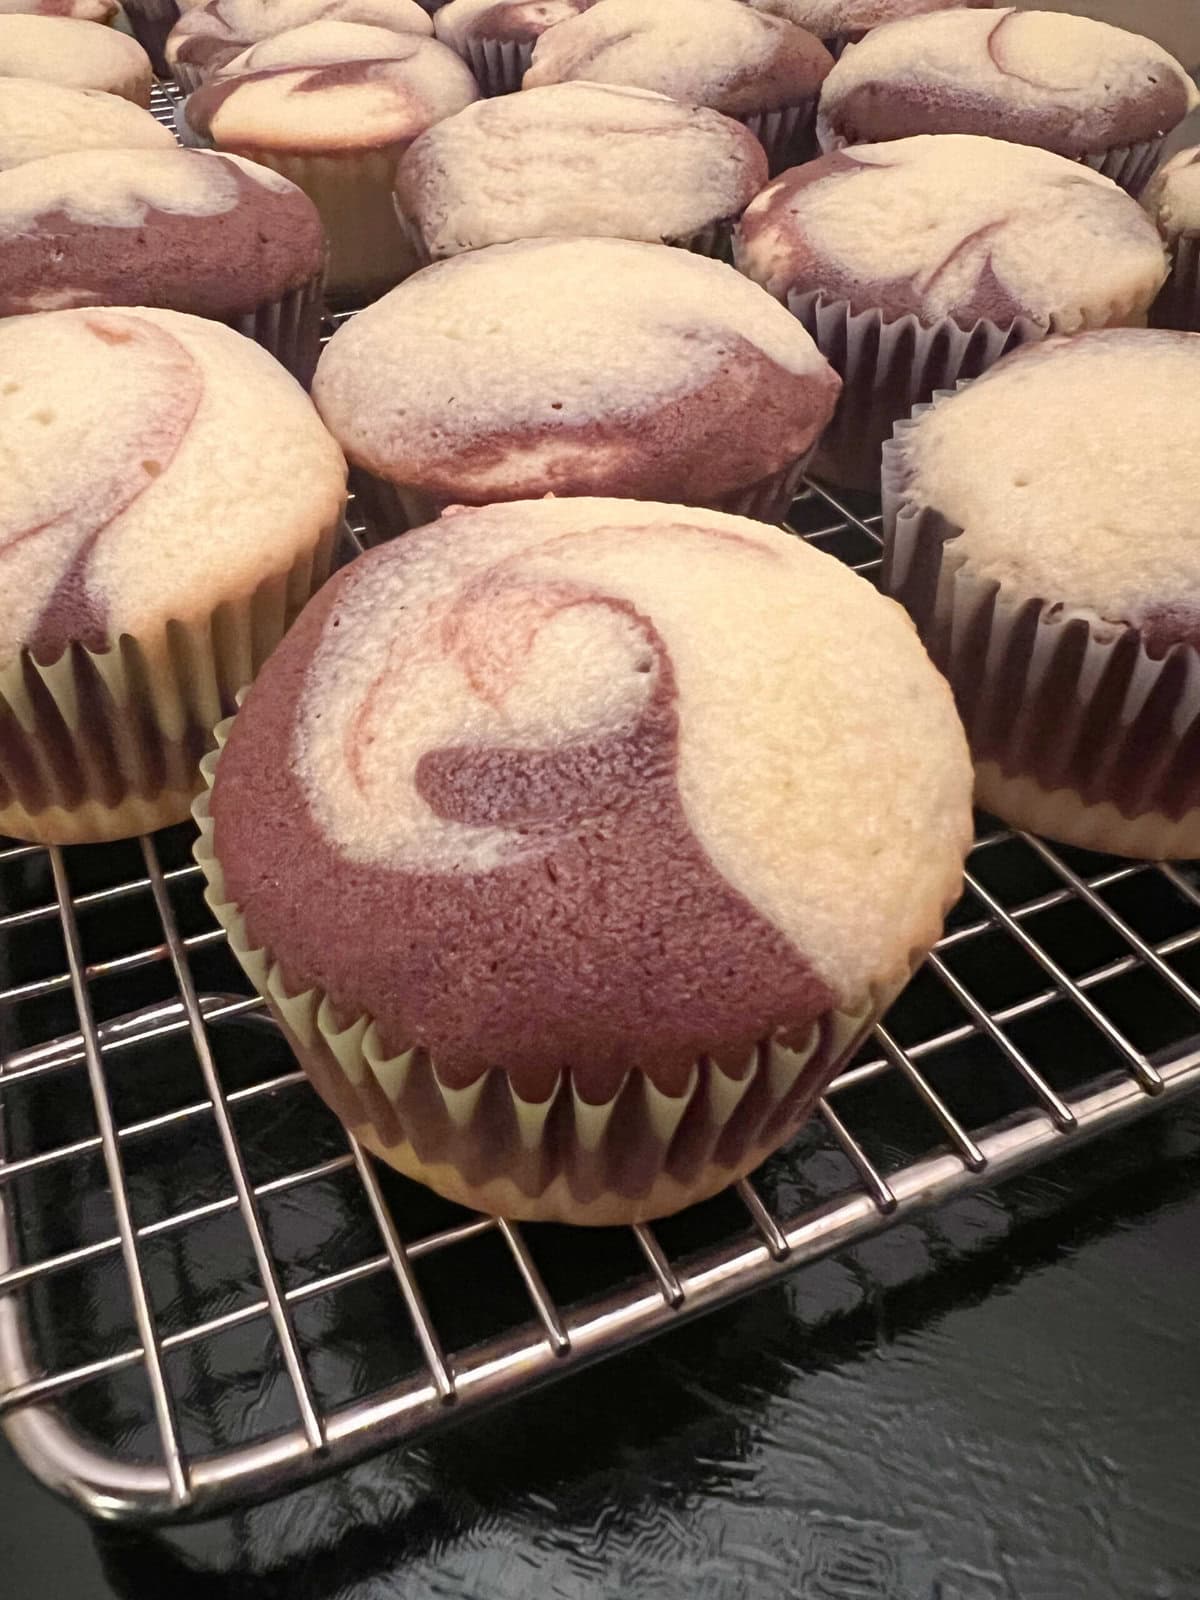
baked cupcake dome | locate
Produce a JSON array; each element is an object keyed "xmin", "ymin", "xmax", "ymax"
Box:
[
  {"xmin": 745, "ymin": 0, "xmax": 992, "ymax": 55},
  {"xmin": 1144, "ymin": 147, "xmax": 1200, "ymax": 333},
  {"xmin": 0, "ymin": 148, "xmax": 328, "ymax": 381},
  {"xmin": 199, "ymin": 496, "xmax": 973, "ymax": 1223},
  {"xmin": 394, "ymin": 83, "xmax": 768, "ymax": 261},
  {"xmin": 734, "ymin": 134, "xmax": 1167, "ymax": 486},
  {"xmin": 0, "ymin": 306, "xmax": 346, "ymax": 844},
  {"xmin": 817, "ymin": 7, "xmax": 1199, "ymax": 195},
  {"xmin": 0, "ymin": 0, "xmax": 118, "ymax": 21},
  {"xmin": 186, "ymin": 22, "xmax": 480, "ymax": 294},
  {"xmin": 434, "ymin": 0, "xmax": 588, "ymax": 94},
  {"xmin": 523, "ymin": 0, "xmax": 833, "ymax": 173},
  {"xmin": 312, "ymin": 235, "xmax": 841, "ymax": 534},
  {"xmin": 166, "ymin": 0, "xmax": 434, "ymax": 93},
  {"xmin": 883, "ymin": 329, "xmax": 1200, "ymax": 859},
  {"xmin": 0, "ymin": 14, "xmax": 153, "ymax": 104},
  {"xmin": 0, "ymin": 77, "xmax": 175, "ymax": 173}
]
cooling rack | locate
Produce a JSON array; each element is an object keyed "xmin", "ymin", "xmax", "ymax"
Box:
[{"xmin": 2, "ymin": 83, "xmax": 1199, "ymax": 1526}]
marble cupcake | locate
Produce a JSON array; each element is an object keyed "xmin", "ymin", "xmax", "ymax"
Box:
[
  {"xmin": 312, "ymin": 235, "xmax": 841, "ymax": 537},
  {"xmin": 167, "ymin": 0, "xmax": 434, "ymax": 93},
  {"xmin": 1144, "ymin": 148, "xmax": 1200, "ymax": 334},
  {"xmin": 0, "ymin": 149, "xmax": 327, "ymax": 381},
  {"xmin": 524, "ymin": 0, "xmax": 833, "ymax": 173},
  {"xmin": 0, "ymin": 77, "xmax": 175, "ymax": 173},
  {"xmin": 745, "ymin": 0, "xmax": 992, "ymax": 58},
  {"xmin": 735, "ymin": 134, "xmax": 1168, "ymax": 487},
  {"xmin": 0, "ymin": 14, "xmax": 153, "ymax": 103},
  {"xmin": 394, "ymin": 83, "xmax": 768, "ymax": 262},
  {"xmin": 0, "ymin": 0, "xmax": 118, "ymax": 20},
  {"xmin": 434, "ymin": 0, "xmax": 587, "ymax": 95},
  {"xmin": 0, "ymin": 306, "xmax": 346, "ymax": 843},
  {"xmin": 186, "ymin": 22, "xmax": 479, "ymax": 295},
  {"xmin": 817, "ymin": 8, "xmax": 1199, "ymax": 196},
  {"xmin": 883, "ymin": 329, "xmax": 1200, "ymax": 859},
  {"xmin": 197, "ymin": 496, "xmax": 973, "ymax": 1223}
]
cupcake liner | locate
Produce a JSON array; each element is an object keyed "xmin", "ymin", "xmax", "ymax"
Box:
[
  {"xmin": 225, "ymin": 148, "xmax": 419, "ymax": 299},
  {"xmin": 788, "ymin": 289, "xmax": 1044, "ymax": 492},
  {"xmin": 194, "ymin": 720, "xmax": 915, "ymax": 1223},
  {"xmin": 1150, "ymin": 232, "xmax": 1200, "ymax": 332},
  {"xmin": 0, "ymin": 522, "xmax": 340, "ymax": 845},
  {"xmin": 230, "ymin": 270, "xmax": 326, "ymax": 388},
  {"xmin": 882, "ymin": 409, "xmax": 1200, "ymax": 859},
  {"xmin": 743, "ymin": 99, "xmax": 819, "ymax": 176},
  {"xmin": 461, "ymin": 35, "xmax": 532, "ymax": 96},
  {"xmin": 349, "ymin": 450, "xmax": 814, "ymax": 547},
  {"xmin": 120, "ymin": 0, "xmax": 178, "ymax": 74},
  {"xmin": 1083, "ymin": 136, "xmax": 1164, "ymax": 199}
]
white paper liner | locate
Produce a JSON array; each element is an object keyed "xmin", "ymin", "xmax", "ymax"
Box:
[
  {"xmin": 462, "ymin": 35, "xmax": 532, "ymax": 96},
  {"xmin": 228, "ymin": 270, "xmax": 325, "ymax": 387},
  {"xmin": 170, "ymin": 59, "xmax": 207, "ymax": 97},
  {"xmin": 882, "ymin": 402, "xmax": 1200, "ymax": 859},
  {"xmin": 743, "ymin": 99, "xmax": 819, "ymax": 176},
  {"xmin": 789, "ymin": 288, "xmax": 1042, "ymax": 491},
  {"xmin": 0, "ymin": 521, "xmax": 341, "ymax": 845},
  {"xmin": 193, "ymin": 717, "xmax": 928, "ymax": 1224},
  {"xmin": 348, "ymin": 449, "xmax": 814, "ymax": 547},
  {"xmin": 1151, "ymin": 232, "xmax": 1200, "ymax": 333}
]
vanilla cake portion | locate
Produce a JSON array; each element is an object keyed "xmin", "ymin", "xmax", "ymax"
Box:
[
  {"xmin": 0, "ymin": 77, "xmax": 174, "ymax": 172},
  {"xmin": 0, "ymin": 14, "xmax": 153, "ymax": 103}
]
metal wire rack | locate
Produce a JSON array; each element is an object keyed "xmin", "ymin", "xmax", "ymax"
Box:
[{"xmin": 2, "ymin": 81, "xmax": 1199, "ymax": 1525}]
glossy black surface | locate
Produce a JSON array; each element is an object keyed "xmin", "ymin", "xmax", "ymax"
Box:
[{"xmin": 4, "ymin": 1093, "xmax": 1200, "ymax": 1599}]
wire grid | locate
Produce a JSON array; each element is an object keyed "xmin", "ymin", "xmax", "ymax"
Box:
[
  {"xmin": 0, "ymin": 81, "xmax": 1197, "ymax": 1521},
  {"xmin": 2, "ymin": 479, "xmax": 1200, "ymax": 1524}
]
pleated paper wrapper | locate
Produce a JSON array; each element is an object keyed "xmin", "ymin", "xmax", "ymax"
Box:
[{"xmin": 882, "ymin": 405, "xmax": 1200, "ymax": 859}]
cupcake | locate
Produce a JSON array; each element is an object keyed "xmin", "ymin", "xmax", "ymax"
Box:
[
  {"xmin": 1144, "ymin": 148, "xmax": 1200, "ymax": 334},
  {"xmin": 312, "ymin": 235, "xmax": 841, "ymax": 538},
  {"xmin": 196, "ymin": 496, "xmax": 973, "ymax": 1224},
  {"xmin": 0, "ymin": 149, "xmax": 328, "ymax": 383},
  {"xmin": 0, "ymin": 77, "xmax": 175, "ymax": 172},
  {"xmin": 434, "ymin": 0, "xmax": 587, "ymax": 96},
  {"xmin": 0, "ymin": 0, "xmax": 118, "ymax": 20},
  {"xmin": 523, "ymin": 0, "xmax": 833, "ymax": 174},
  {"xmin": 816, "ymin": 8, "xmax": 1199, "ymax": 196},
  {"xmin": 0, "ymin": 14, "xmax": 153, "ymax": 104},
  {"xmin": 394, "ymin": 83, "xmax": 768, "ymax": 262},
  {"xmin": 744, "ymin": 0, "xmax": 992, "ymax": 59},
  {"xmin": 0, "ymin": 306, "xmax": 346, "ymax": 844},
  {"xmin": 166, "ymin": 0, "xmax": 434, "ymax": 95},
  {"xmin": 186, "ymin": 22, "xmax": 479, "ymax": 296},
  {"xmin": 883, "ymin": 329, "xmax": 1200, "ymax": 860},
  {"xmin": 734, "ymin": 135, "xmax": 1168, "ymax": 489}
]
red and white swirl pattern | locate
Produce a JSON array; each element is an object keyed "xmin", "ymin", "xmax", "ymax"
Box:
[{"xmin": 212, "ymin": 498, "xmax": 972, "ymax": 1103}]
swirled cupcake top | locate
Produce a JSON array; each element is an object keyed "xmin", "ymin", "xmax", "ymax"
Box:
[
  {"xmin": 0, "ymin": 306, "xmax": 346, "ymax": 665},
  {"xmin": 734, "ymin": 135, "xmax": 1167, "ymax": 330},
  {"xmin": 747, "ymin": 0, "xmax": 989, "ymax": 39},
  {"xmin": 395, "ymin": 84, "xmax": 768, "ymax": 257},
  {"xmin": 313, "ymin": 235, "xmax": 840, "ymax": 503},
  {"xmin": 524, "ymin": 0, "xmax": 833, "ymax": 118},
  {"xmin": 0, "ymin": 0, "xmax": 117, "ymax": 20},
  {"xmin": 0, "ymin": 77, "xmax": 174, "ymax": 172},
  {"xmin": 434, "ymin": 0, "xmax": 586, "ymax": 49},
  {"xmin": 896, "ymin": 330, "xmax": 1200, "ymax": 638},
  {"xmin": 186, "ymin": 22, "xmax": 479, "ymax": 152},
  {"xmin": 818, "ymin": 8, "xmax": 1198, "ymax": 156},
  {"xmin": 0, "ymin": 14, "xmax": 153, "ymax": 102},
  {"xmin": 167, "ymin": 0, "xmax": 432, "ymax": 77},
  {"xmin": 1143, "ymin": 147, "xmax": 1200, "ymax": 242},
  {"xmin": 0, "ymin": 148, "xmax": 325, "ymax": 317},
  {"xmin": 212, "ymin": 497, "xmax": 972, "ymax": 1097}
]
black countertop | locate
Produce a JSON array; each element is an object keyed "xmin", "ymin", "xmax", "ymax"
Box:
[{"xmin": 4, "ymin": 1093, "xmax": 1199, "ymax": 1600}]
